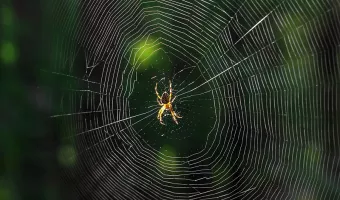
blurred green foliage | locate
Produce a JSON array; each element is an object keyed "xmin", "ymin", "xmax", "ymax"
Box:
[
  {"xmin": 1, "ymin": 0, "xmax": 340, "ymax": 199},
  {"xmin": 1, "ymin": 41, "xmax": 16, "ymax": 64}
]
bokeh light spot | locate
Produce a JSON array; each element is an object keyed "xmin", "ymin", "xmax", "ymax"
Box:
[
  {"xmin": 160, "ymin": 144, "xmax": 176, "ymax": 157},
  {"xmin": 158, "ymin": 145, "xmax": 178, "ymax": 174},
  {"xmin": 132, "ymin": 38, "xmax": 160, "ymax": 70},
  {"xmin": 1, "ymin": 41, "xmax": 16, "ymax": 64},
  {"xmin": 57, "ymin": 145, "xmax": 76, "ymax": 167},
  {"xmin": 0, "ymin": 184, "xmax": 11, "ymax": 200},
  {"xmin": 304, "ymin": 145, "xmax": 320, "ymax": 165}
]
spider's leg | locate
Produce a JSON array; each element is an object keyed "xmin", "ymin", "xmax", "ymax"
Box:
[
  {"xmin": 170, "ymin": 110, "xmax": 179, "ymax": 124},
  {"xmin": 171, "ymin": 96, "xmax": 176, "ymax": 103},
  {"xmin": 169, "ymin": 106, "xmax": 179, "ymax": 124},
  {"xmin": 173, "ymin": 111, "xmax": 182, "ymax": 118},
  {"xmin": 157, "ymin": 106, "xmax": 166, "ymax": 125},
  {"xmin": 155, "ymin": 82, "xmax": 161, "ymax": 99},
  {"xmin": 169, "ymin": 104, "xmax": 182, "ymax": 119},
  {"xmin": 157, "ymin": 98, "xmax": 163, "ymax": 106}
]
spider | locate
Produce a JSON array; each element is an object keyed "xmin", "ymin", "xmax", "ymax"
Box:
[{"xmin": 155, "ymin": 81, "xmax": 182, "ymax": 125}]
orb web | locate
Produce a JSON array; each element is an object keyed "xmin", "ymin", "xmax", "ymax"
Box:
[{"xmin": 46, "ymin": 0, "xmax": 340, "ymax": 199}]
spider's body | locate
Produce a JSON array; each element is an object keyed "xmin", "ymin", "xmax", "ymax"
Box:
[
  {"xmin": 155, "ymin": 81, "xmax": 182, "ymax": 125},
  {"xmin": 161, "ymin": 92, "xmax": 170, "ymax": 104}
]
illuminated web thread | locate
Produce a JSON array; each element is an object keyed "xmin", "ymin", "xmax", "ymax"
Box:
[{"xmin": 46, "ymin": 0, "xmax": 340, "ymax": 199}]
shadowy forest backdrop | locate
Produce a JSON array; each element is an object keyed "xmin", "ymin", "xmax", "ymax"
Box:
[{"xmin": 1, "ymin": 0, "xmax": 340, "ymax": 199}]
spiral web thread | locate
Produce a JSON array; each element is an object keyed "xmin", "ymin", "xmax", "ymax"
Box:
[{"xmin": 46, "ymin": 0, "xmax": 340, "ymax": 199}]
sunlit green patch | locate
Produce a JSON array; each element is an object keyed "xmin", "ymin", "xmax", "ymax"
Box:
[
  {"xmin": 57, "ymin": 145, "xmax": 76, "ymax": 167},
  {"xmin": 1, "ymin": 41, "xmax": 16, "ymax": 64},
  {"xmin": 0, "ymin": 183, "xmax": 12, "ymax": 200},
  {"xmin": 273, "ymin": 10, "xmax": 314, "ymax": 67},
  {"xmin": 131, "ymin": 37, "xmax": 161, "ymax": 71},
  {"xmin": 1, "ymin": 6, "xmax": 13, "ymax": 26},
  {"xmin": 158, "ymin": 144, "xmax": 178, "ymax": 174},
  {"xmin": 304, "ymin": 145, "xmax": 321, "ymax": 168}
]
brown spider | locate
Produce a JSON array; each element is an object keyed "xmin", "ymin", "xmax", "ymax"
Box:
[{"xmin": 155, "ymin": 81, "xmax": 182, "ymax": 125}]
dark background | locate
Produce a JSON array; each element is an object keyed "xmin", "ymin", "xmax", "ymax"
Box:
[{"xmin": 1, "ymin": 0, "xmax": 340, "ymax": 199}]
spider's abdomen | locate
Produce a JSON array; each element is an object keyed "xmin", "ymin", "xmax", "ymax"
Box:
[{"xmin": 161, "ymin": 92, "xmax": 170, "ymax": 104}]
